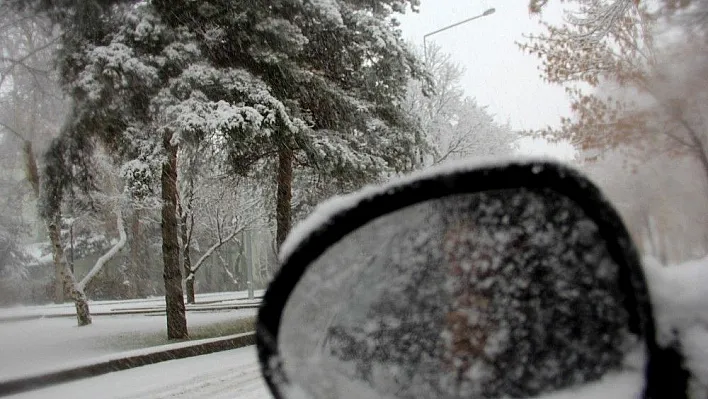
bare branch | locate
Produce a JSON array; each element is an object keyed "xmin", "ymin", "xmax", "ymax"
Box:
[
  {"xmin": 0, "ymin": 35, "xmax": 58, "ymax": 80},
  {"xmin": 0, "ymin": 120, "xmax": 26, "ymax": 141},
  {"xmin": 186, "ymin": 224, "xmax": 244, "ymax": 280},
  {"xmin": 78, "ymin": 209, "xmax": 128, "ymax": 291},
  {"xmin": 219, "ymin": 252, "xmax": 240, "ymax": 286}
]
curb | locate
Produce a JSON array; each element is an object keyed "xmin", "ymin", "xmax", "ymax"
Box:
[{"xmin": 0, "ymin": 332, "xmax": 256, "ymax": 397}]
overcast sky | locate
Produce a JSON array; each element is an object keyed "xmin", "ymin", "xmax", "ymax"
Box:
[{"xmin": 397, "ymin": 1, "xmax": 576, "ymax": 158}]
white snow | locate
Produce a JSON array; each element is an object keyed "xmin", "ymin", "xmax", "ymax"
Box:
[
  {"xmin": 0, "ymin": 289, "xmax": 263, "ymax": 319},
  {"xmin": 6, "ymin": 254, "xmax": 708, "ymax": 398},
  {"xmin": 0, "ymin": 290, "xmax": 261, "ymax": 383},
  {"xmin": 4, "ymin": 345, "xmax": 643, "ymax": 399},
  {"xmin": 7, "ymin": 346, "xmax": 267, "ymax": 399},
  {"xmin": 643, "ymin": 256, "xmax": 708, "ymax": 344},
  {"xmin": 533, "ymin": 371, "xmax": 643, "ymax": 398},
  {"xmin": 0, "ymin": 309, "xmax": 256, "ymax": 382},
  {"xmin": 2, "ymin": 331, "xmax": 253, "ymax": 387},
  {"xmin": 309, "ymin": 0, "xmax": 344, "ymax": 26},
  {"xmin": 643, "ymin": 255, "xmax": 708, "ymax": 397},
  {"xmin": 22, "ymin": 242, "xmax": 53, "ymax": 266}
]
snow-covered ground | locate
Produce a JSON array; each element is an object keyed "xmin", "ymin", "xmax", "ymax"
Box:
[
  {"xmin": 643, "ymin": 256, "xmax": 708, "ymax": 397},
  {"xmin": 7, "ymin": 346, "xmax": 268, "ymax": 399},
  {"xmin": 0, "ymin": 290, "xmax": 264, "ymax": 320},
  {"xmin": 4, "ymin": 344, "xmax": 646, "ymax": 399},
  {"xmin": 6, "ymin": 255, "xmax": 708, "ymax": 399},
  {"xmin": 0, "ymin": 309, "xmax": 256, "ymax": 382}
]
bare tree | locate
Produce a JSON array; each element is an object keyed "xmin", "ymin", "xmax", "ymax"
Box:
[
  {"xmin": 581, "ymin": 149, "xmax": 708, "ymax": 263},
  {"xmin": 0, "ymin": 5, "xmax": 71, "ymax": 304},
  {"xmin": 177, "ymin": 146, "xmax": 268, "ymax": 303},
  {"xmin": 520, "ymin": 0, "xmax": 708, "ymax": 186},
  {"xmin": 516, "ymin": 1, "xmax": 708, "ymax": 270},
  {"xmin": 406, "ymin": 43, "xmax": 518, "ymax": 165}
]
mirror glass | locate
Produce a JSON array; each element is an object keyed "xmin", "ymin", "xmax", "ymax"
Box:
[{"xmin": 278, "ymin": 188, "xmax": 641, "ymax": 399}]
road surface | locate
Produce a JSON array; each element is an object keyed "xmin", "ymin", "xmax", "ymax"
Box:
[{"xmin": 8, "ymin": 346, "xmax": 269, "ymax": 399}]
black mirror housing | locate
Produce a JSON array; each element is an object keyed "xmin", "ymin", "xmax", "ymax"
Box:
[{"xmin": 256, "ymin": 159, "xmax": 688, "ymax": 399}]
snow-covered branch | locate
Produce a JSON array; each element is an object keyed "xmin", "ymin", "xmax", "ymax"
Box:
[
  {"xmin": 77, "ymin": 209, "xmax": 127, "ymax": 291},
  {"xmin": 219, "ymin": 253, "xmax": 240, "ymax": 286},
  {"xmin": 185, "ymin": 224, "xmax": 245, "ymax": 281}
]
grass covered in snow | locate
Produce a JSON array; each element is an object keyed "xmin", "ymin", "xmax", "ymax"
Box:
[
  {"xmin": 0, "ymin": 290, "xmax": 264, "ymax": 320},
  {"xmin": 8, "ymin": 346, "xmax": 267, "ymax": 399},
  {"xmin": 0, "ymin": 309, "xmax": 256, "ymax": 381}
]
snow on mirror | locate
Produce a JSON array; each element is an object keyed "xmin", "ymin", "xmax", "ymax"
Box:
[{"xmin": 278, "ymin": 188, "xmax": 637, "ymax": 399}]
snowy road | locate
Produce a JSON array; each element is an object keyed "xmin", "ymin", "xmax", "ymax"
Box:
[{"xmin": 8, "ymin": 346, "xmax": 270, "ymax": 399}]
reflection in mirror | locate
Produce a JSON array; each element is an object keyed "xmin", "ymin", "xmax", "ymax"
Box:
[{"xmin": 279, "ymin": 188, "xmax": 637, "ymax": 399}]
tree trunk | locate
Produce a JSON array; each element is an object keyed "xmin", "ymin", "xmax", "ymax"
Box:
[
  {"xmin": 245, "ymin": 231, "xmax": 254, "ymax": 299},
  {"xmin": 686, "ymin": 130, "xmax": 708, "ymax": 196},
  {"xmin": 670, "ymin": 112, "xmax": 708, "ymax": 201},
  {"xmin": 182, "ymin": 227, "xmax": 195, "ymax": 305},
  {"xmin": 129, "ymin": 209, "xmax": 144, "ymax": 298},
  {"xmin": 47, "ymin": 216, "xmax": 91, "ymax": 326},
  {"xmin": 276, "ymin": 146, "xmax": 294, "ymax": 250},
  {"xmin": 185, "ymin": 276, "xmax": 195, "ymax": 304},
  {"xmin": 22, "ymin": 140, "xmax": 66, "ymax": 303},
  {"xmin": 22, "ymin": 141, "xmax": 40, "ymax": 196},
  {"xmin": 695, "ymin": 145, "xmax": 708, "ymax": 198},
  {"xmin": 205, "ymin": 257, "xmax": 213, "ymax": 291},
  {"xmin": 179, "ymin": 206, "xmax": 195, "ymax": 304},
  {"xmin": 161, "ymin": 133, "xmax": 188, "ymax": 339},
  {"xmin": 53, "ymin": 256, "xmax": 64, "ymax": 304}
]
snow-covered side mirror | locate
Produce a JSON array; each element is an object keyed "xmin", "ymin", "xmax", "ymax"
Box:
[{"xmin": 256, "ymin": 159, "xmax": 688, "ymax": 399}]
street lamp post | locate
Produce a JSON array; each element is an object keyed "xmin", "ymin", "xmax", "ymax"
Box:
[{"xmin": 423, "ymin": 8, "xmax": 496, "ymax": 62}]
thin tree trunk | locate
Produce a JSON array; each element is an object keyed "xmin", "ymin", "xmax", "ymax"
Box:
[
  {"xmin": 680, "ymin": 119, "xmax": 708, "ymax": 194},
  {"xmin": 183, "ymin": 233, "xmax": 197, "ymax": 303},
  {"xmin": 186, "ymin": 227, "xmax": 194, "ymax": 304},
  {"xmin": 47, "ymin": 216, "xmax": 91, "ymax": 325},
  {"xmin": 219, "ymin": 253, "xmax": 240, "ymax": 287},
  {"xmin": 161, "ymin": 133, "xmax": 188, "ymax": 339},
  {"xmin": 129, "ymin": 209, "xmax": 142, "ymax": 298},
  {"xmin": 22, "ymin": 141, "xmax": 40, "ymax": 195},
  {"xmin": 22, "ymin": 140, "xmax": 66, "ymax": 303},
  {"xmin": 180, "ymin": 215, "xmax": 195, "ymax": 304},
  {"xmin": 245, "ymin": 231, "xmax": 254, "ymax": 299},
  {"xmin": 54, "ymin": 261, "xmax": 64, "ymax": 303},
  {"xmin": 276, "ymin": 146, "xmax": 294, "ymax": 250},
  {"xmin": 185, "ymin": 273, "xmax": 195, "ymax": 304}
]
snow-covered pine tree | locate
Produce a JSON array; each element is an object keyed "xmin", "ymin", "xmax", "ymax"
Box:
[
  {"xmin": 152, "ymin": 0, "xmax": 428, "ymax": 249},
  {"xmin": 18, "ymin": 0, "xmax": 428, "ymax": 333},
  {"xmin": 24, "ymin": 1, "xmax": 307, "ymax": 337}
]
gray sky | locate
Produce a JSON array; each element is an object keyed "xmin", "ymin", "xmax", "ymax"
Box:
[{"xmin": 397, "ymin": 1, "xmax": 576, "ymax": 158}]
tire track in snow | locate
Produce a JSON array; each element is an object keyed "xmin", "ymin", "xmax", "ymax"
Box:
[{"xmin": 115, "ymin": 364, "xmax": 267, "ymax": 399}]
